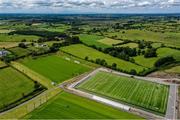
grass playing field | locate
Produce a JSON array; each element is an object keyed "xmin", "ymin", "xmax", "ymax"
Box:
[
  {"xmin": 25, "ymin": 92, "xmax": 142, "ymax": 119},
  {"xmin": 61, "ymin": 44, "xmax": 146, "ymax": 73},
  {"xmin": 21, "ymin": 55, "xmax": 91, "ymax": 83},
  {"xmin": 77, "ymin": 71, "xmax": 169, "ymax": 115},
  {"xmin": 0, "ymin": 67, "xmax": 35, "ymax": 110}
]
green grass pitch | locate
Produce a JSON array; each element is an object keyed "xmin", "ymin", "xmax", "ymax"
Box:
[
  {"xmin": 25, "ymin": 92, "xmax": 142, "ymax": 119},
  {"xmin": 77, "ymin": 71, "xmax": 169, "ymax": 115},
  {"xmin": 0, "ymin": 67, "xmax": 35, "ymax": 110},
  {"xmin": 21, "ymin": 55, "xmax": 91, "ymax": 83}
]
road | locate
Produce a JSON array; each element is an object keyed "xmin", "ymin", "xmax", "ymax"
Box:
[
  {"xmin": 61, "ymin": 67, "xmax": 178, "ymax": 119},
  {"xmin": 165, "ymin": 84, "xmax": 178, "ymax": 119}
]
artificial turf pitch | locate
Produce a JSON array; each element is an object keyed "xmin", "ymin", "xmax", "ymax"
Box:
[
  {"xmin": 77, "ymin": 71, "xmax": 169, "ymax": 115},
  {"xmin": 25, "ymin": 92, "xmax": 142, "ymax": 119}
]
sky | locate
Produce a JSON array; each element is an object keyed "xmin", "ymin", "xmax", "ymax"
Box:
[{"xmin": 0, "ymin": 0, "xmax": 179, "ymax": 13}]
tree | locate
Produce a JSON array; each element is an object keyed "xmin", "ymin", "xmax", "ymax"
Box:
[
  {"xmin": 130, "ymin": 69, "xmax": 137, "ymax": 75},
  {"xmin": 144, "ymin": 48, "xmax": 157, "ymax": 58},
  {"xmin": 85, "ymin": 56, "xmax": 89, "ymax": 61},
  {"xmin": 18, "ymin": 43, "xmax": 27, "ymax": 48},
  {"xmin": 155, "ymin": 56, "xmax": 175, "ymax": 67},
  {"xmin": 112, "ymin": 63, "xmax": 117, "ymax": 69}
]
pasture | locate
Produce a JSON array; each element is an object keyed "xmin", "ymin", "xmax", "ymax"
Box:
[
  {"xmin": 78, "ymin": 34, "xmax": 109, "ymax": 48},
  {"xmin": 0, "ymin": 34, "xmax": 39, "ymax": 42},
  {"xmin": 26, "ymin": 92, "xmax": 142, "ymax": 119},
  {"xmin": 0, "ymin": 42, "xmax": 19, "ymax": 48},
  {"xmin": 98, "ymin": 38, "xmax": 123, "ymax": 46},
  {"xmin": 0, "ymin": 67, "xmax": 35, "ymax": 110},
  {"xmin": 21, "ymin": 55, "xmax": 91, "ymax": 83},
  {"xmin": 61, "ymin": 44, "xmax": 146, "ymax": 73},
  {"xmin": 105, "ymin": 30, "xmax": 180, "ymax": 48},
  {"xmin": 134, "ymin": 47, "xmax": 180, "ymax": 68},
  {"xmin": 165, "ymin": 66, "xmax": 180, "ymax": 74},
  {"xmin": 77, "ymin": 71, "xmax": 169, "ymax": 115},
  {"xmin": 118, "ymin": 43, "xmax": 138, "ymax": 48},
  {"xmin": 8, "ymin": 47, "xmax": 32, "ymax": 58},
  {"xmin": 0, "ymin": 61, "xmax": 7, "ymax": 68}
]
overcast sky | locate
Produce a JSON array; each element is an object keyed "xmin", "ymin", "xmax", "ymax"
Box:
[{"xmin": 0, "ymin": 0, "xmax": 179, "ymax": 13}]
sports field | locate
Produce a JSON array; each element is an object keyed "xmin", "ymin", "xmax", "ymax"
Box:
[
  {"xmin": 26, "ymin": 92, "xmax": 142, "ymax": 119},
  {"xmin": 61, "ymin": 44, "xmax": 146, "ymax": 73},
  {"xmin": 77, "ymin": 71, "xmax": 169, "ymax": 115},
  {"xmin": 0, "ymin": 67, "xmax": 35, "ymax": 110},
  {"xmin": 21, "ymin": 55, "xmax": 91, "ymax": 83}
]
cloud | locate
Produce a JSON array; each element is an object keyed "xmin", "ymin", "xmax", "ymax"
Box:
[{"xmin": 0, "ymin": 0, "xmax": 179, "ymax": 11}]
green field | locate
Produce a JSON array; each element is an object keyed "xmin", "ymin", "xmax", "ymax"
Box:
[
  {"xmin": 165, "ymin": 66, "xmax": 180, "ymax": 74},
  {"xmin": 79, "ymin": 34, "xmax": 109, "ymax": 48},
  {"xmin": 0, "ymin": 29, "xmax": 13, "ymax": 33},
  {"xmin": 26, "ymin": 92, "xmax": 142, "ymax": 119},
  {"xmin": 0, "ymin": 42, "xmax": 19, "ymax": 48},
  {"xmin": 8, "ymin": 47, "xmax": 32, "ymax": 58},
  {"xmin": 98, "ymin": 38, "xmax": 123, "ymax": 46},
  {"xmin": 0, "ymin": 34, "xmax": 39, "ymax": 42},
  {"xmin": 134, "ymin": 47, "xmax": 180, "ymax": 68},
  {"xmin": 105, "ymin": 30, "xmax": 180, "ymax": 48},
  {"xmin": 21, "ymin": 55, "xmax": 91, "ymax": 83},
  {"xmin": 61, "ymin": 44, "xmax": 146, "ymax": 73},
  {"xmin": 77, "ymin": 71, "xmax": 169, "ymax": 115},
  {"xmin": 118, "ymin": 43, "xmax": 138, "ymax": 48},
  {"xmin": 0, "ymin": 67, "xmax": 35, "ymax": 110},
  {"xmin": 0, "ymin": 61, "xmax": 7, "ymax": 68}
]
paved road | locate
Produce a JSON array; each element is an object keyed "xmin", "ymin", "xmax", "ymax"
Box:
[{"xmin": 165, "ymin": 85, "xmax": 177, "ymax": 119}]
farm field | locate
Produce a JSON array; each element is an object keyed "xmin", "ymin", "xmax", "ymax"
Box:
[
  {"xmin": 105, "ymin": 30, "xmax": 180, "ymax": 48},
  {"xmin": 0, "ymin": 42, "xmax": 19, "ymax": 48},
  {"xmin": 78, "ymin": 34, "xmax": 109, "ymax": 48},
  {"xmin": 21, "ymin": 55, "xmax": 91, "ymax": 83},
  {"xmin": 0, "ymin": 29, "xmax": 13, "ymax": 33},
  {"xmin": 134, "ymin": 47, "xmax": 180, "ymax": 68},
  {"xmin": 8, "ymin": 47, "xmax": 32, "ymax": 58},
  {"xmin": 117, "ymin": 43, "xmax": 138, "ymax": 48},
  {"xmin": 165, "ymin": 66, "xmax": 180, "ymax": 74},
  {"xmin": 0, "ymin": 61, "xmax": 7, "ymax": 68},
  {"xmin": 98, "ymin": 38, "xmax": 123, "ymax": 46},
  {"xmin": 0, "ymin": 34, "xmax": 39, "ymax": 42},
  {"xmin": 61, "ymin": 44, "xmax": 146, "ymax": 73},
  {"xmin": 77, "ymin": 71, "xmax": 169, "ymax": 115},
  {"xmin": 25, "ymin": 92, "xmax": 142, "ymax": 119},
  {"xmin": 0, "ymin": 67, "xmax": 35, "ymax": 111}
]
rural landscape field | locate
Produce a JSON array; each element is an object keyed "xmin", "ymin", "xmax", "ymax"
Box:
[{"xmin": 0, "ymin": 1, "xmax": 180, "ymax": 119}]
